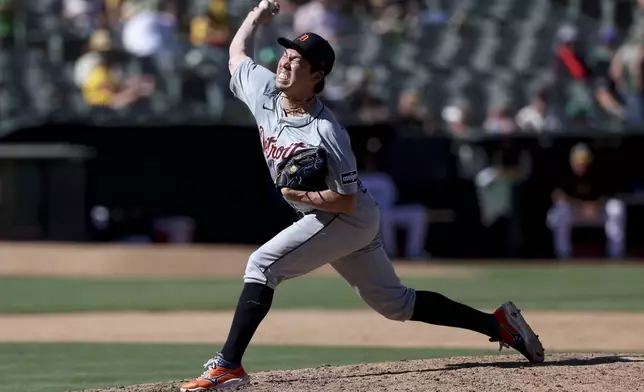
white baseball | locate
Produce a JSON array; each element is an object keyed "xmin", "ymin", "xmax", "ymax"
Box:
[{"xmin": 260, "ymin": 0, "xmax": 279, "ymax": 14}]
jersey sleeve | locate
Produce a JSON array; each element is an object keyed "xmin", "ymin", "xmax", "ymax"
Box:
[
  {"xmin": 229, "ymin": 57, "xmax": 276, "ymax": 115},
  {"xmin": 320, "ymin": 121, "xmax": 359, "ymax": 195}
]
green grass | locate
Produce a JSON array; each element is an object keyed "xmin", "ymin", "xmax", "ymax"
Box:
[
  {"xmin": 1, "ymin": 265, "xmax": 644, "ymax": 313},
  {"xmin": 0, "ymin": 343, "xmax": 500, "ymax": 392}
]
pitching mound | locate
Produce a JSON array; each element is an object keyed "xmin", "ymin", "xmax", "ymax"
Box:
[{"xmin": 77, "ymin": 353, "xmax": 644, "ymax": 392}]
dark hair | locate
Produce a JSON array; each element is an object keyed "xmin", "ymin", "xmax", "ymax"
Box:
[
  {"xmin": 314, "ymin": 78, "xmax": 325, "ymax": 94},
  {"xmin": 310, "ymin": 63, "xmax": 326, "ymax": 94}
]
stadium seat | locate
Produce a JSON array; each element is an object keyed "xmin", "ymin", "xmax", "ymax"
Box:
[{"xmin": 1, "ymin": 0, "xmax": 639, "ymax": 131}]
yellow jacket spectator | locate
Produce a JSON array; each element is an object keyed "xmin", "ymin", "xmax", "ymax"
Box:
[
  {"xmin": 191, "ymin": 0, "xmax": 229, "ymax": 48},
  {"xmin": 190, "ymin": 12, "xmax": 229, "ymax": 47},
  {"xmin": 190, "ymin": 13, "xmax": 210, "ymax": 46},
  {"xmin": 82, "ymin": 53, "xmax": 155, "ymax": 109},
  {"xmin": 74, "ymin": 29, "xmax": 113, "ymax": 88},
  {"xmin": 82, "ymin": 62, "xmax": 118, "ymax": 106}
]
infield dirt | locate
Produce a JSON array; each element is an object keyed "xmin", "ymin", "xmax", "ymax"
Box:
[
  {"xmin": 77, "ymin": 353, "xmax": 644, "ymax": 392},
  {"xmin": 2, "ymin": 244, "xmax": 643, "ymax": 391}
]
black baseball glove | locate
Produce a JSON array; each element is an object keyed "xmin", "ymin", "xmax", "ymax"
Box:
[{"xmin": 275, "ymin": 147, "xmax": 329, "ymax": 192}]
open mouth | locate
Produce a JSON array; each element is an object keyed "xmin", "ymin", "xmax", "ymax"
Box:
[{"xmin": 277, "ymin": 69, "xmax": 290, "ymax": 81}]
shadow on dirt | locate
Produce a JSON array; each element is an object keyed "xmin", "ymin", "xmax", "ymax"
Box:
[
  {"xmin": 441, "ymin": 354, "xmax": 644, "ymax": 371},
  {"xmin": 262, "ymin": 354, "xmax": 644, "ymax": 384}
]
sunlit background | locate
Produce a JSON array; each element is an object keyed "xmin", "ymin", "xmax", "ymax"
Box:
[{"xmin": 0, "ymin": 1, "xmax": 643, "ymax": 391}]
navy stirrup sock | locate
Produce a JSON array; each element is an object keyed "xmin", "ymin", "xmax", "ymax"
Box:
[
  {"xmin": 221, "ymin": 283, "xmax": 275, "ymax": 364},
  {"xmin": 410, "ymin": 290, "xmax": 500, "ymax": 339}
]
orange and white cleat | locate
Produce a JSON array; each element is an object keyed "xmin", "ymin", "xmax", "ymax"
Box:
[
  {"xmin": 180, "ymin": 354, "xmax": 250, "ymax": 391},
  {"xmin": 491, "ymin": 301, "xmax": 545, "ymax": 364}
]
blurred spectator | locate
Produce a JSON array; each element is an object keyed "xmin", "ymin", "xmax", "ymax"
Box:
[
  {"xmin": 394, "ymin": 89, "xmax": 435, "ymax": 136},
  {"xmin": 474, "ymin": 138, "xmax": 532, "ymax": 257},
  {"xmin": 454, "ymin": 142, "xmax": 488, "ymax": 181},
  {"xmin": 81, "ymin": 39, "xmax": 155, "ymax": 109},
  {"xmin": 553, "ymin": 24, "xmax": 591, "ymax": 84},
  {"xmin": 121, "ymin": 0, "xmax": 178, "ymax": 77},
  {"xmin": 441, "ymin": 98, "xmax": 476, "ymax": 139},
  {"xmin": 63, "ymin": 0, "xmax": 103, "ymax": 36},
  {"xmin": 9, "ymin": 0, "xmax": 644, "ymax": 131},
  {"xmin": 552, "ymin": 23, "xmax": 596, "ymax": 125},
  {"xmin": 515, "ymin": 88, "xmax": 562, "ymax": 133},
  {"xmin": 74, "ymin": 29, "xmax": 113, "ymax": 88},
  {"xmin": 546, "ymin": 143, "xmax": 626, "ymax": 260},
  {"xmin": 359, "ymin": 156, "xmax": 429, "ymax": 259},
  {"xmin": 190, "ymin": 2, "xmax": 229, "ymax": 48},
  {"xmin": 633, "ymin": 0, "xmax": 644, "ymax": 30},
  {"xmin": 610, "ymin": 26, "xmax": 644, "ymax": 126},
  {"xmin": 371, "ymin": 1, "xmax": 406, "ymax": 36},
  {"xmin": 293, "ymin": 0, "xmax": 341, "ymax": 41},
  {"xmin": 104, "ymin": 0, "xmax": 124, "ymax": 29},
  {"xmin": 590, "ymin": 26, "xmax": 625, "ymax": 121},
  {"xmin": 0, "ymin": 0, "xmax": 12, "ymax": 46},
  {"xmin": 482, "ymin": 103, "xmax": 517, "ymax": 135}
]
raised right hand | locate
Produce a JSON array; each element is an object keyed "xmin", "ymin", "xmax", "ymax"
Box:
[{"xmin": 256, "ymin": 0, "xmax": 280, "ymax": 23}]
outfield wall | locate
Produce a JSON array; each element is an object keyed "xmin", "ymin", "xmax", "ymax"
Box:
[{"xmin": 4, "ymin": 125, "xmax": 644, "ymax": 259}]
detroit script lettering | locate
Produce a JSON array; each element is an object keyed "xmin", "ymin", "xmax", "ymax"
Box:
[{"xmin": 259, "ymin": 126, "xmax": 307, "ymax": 160}]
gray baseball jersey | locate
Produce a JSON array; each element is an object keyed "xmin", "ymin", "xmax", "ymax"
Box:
[{"xmin": 230, "ymin": 57, "xmax": 415, "ymax": 322}]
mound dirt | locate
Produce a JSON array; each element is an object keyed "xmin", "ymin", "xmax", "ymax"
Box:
[{"xmin": 76, "ymin": 353, "xmax": 644, "ymax": 392}]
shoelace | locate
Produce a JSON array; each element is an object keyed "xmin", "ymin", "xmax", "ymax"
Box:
[{"xmin": 199, "ymin": 357, "xmax": 219, "ymax": 378}]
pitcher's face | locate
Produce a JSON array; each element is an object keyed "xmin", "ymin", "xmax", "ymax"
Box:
[{"xmin": 276, "ymin": 49, "xmax": 320, "ymax": 95}]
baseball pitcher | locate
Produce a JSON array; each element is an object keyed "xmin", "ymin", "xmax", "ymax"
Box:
[{"xmin": 180, "ymin": 2, "xmax": 545, "ymax": 390}]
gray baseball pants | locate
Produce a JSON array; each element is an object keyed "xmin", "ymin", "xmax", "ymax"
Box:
[{"xmin": 243, "ymin": 209, "xmax": 416, "ymax": 321}]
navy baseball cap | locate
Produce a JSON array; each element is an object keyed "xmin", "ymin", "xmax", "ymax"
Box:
[{"xmin": 277, "ymin": 32, "xmax": 336, "ymax": 76}]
